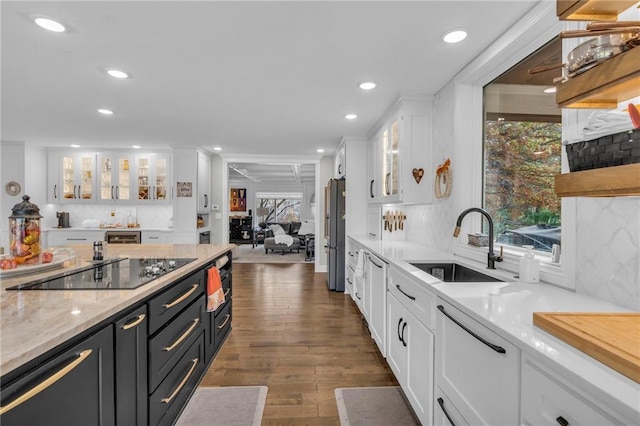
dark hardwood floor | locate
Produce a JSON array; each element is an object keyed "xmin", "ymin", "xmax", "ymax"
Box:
[{"xmin": 200, "ymin": 263, "xmax": 398, "ymax": 425}]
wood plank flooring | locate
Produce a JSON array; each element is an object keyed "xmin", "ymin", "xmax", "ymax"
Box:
[{"xmin": 199, "ymin": 263, "xmax": 398, "ymax": 425}]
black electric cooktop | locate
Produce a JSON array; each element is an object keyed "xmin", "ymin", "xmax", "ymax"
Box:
[{"xmin": 6, "ymin": 257, "xmax": 197, "ymax": 290}]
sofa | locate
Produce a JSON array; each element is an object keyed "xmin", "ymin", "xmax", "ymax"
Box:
[{"xmin": 262, "ymin": 221, "xmax": 314, "ymax": 255}]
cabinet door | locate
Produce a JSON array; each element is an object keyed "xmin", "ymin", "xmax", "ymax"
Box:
[
  {"xmin": 436, "ymin": 300, "xmax": 519, "ymax": 426},
  {"xmin": 434, "ymin": 388, "xmax": 469, "ymax": 426},
  {"xmin": 367, "ymin": 138, "xmax": 379, "ymax": 203},
  {"xmin": 381, "ymin": 118, "xmax": 400, "ymax": 200},
  {"xmin": 368, "ymin": 253, "xmax": 387, "ymax": 355},
  {"xmin": 136, "ymin": 154, "xmax": 171, "ymax": 202},
  {"xmin": 47, "ymin": 154, "xmax": 60, "ymax": 203},
  {"xmin": 115, "ymin": 305, "xmax": 148, "ymax": 426},
  {"xmin": 386, "ymin": 292, "xmax": 405, "ymax": 381},
  {"xmin": 98, "ymin": 153, "xmax": 133, "ymax": 202},
  {"xmin": 0, "ymin": 326, "xmax": 115, "ymax": 426},
  {"xmin": 404, "ymin": 309, "xmax": 434, "ymax": 426},
  {"xmin": 61, "ymin": 153, "xmax": 96, "ymax": 202},
  {"xmin": 197, "ymin": 152, "xmax": 211, "ymax": 211},
  {"xmin": 361, "ymin": 255, "xmax": 372, "ymax": 321}
]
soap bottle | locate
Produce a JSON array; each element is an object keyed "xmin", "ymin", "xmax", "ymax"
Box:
[{"xmin": 519, "ymin": 245, "xmax": 539, "ymax": 283}]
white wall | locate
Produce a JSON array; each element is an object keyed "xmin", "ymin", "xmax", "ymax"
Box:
[{"xmin": 1, "ymin": 142, "xmax": 26, "ymax": 252}]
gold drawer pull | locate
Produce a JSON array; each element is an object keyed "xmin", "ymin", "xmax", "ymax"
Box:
[
  {"xmin": 0, "ymin": 349, "xmax": 93, "ymax": 415},
  {"xmin": 161, "ymin": 358, "xmax": 199, "ymax": 404},
  {"xmin": 163, "ymin": 284, "xmax": 199, "ymax": 309},
  {"xmin": 217, "ymin": 314, "xmax": 231, "ymax": 330},
  {"xmin": 122, "ymin": 314, "xmax": 146, "ymax": 330},
  {"xmin": 223, "ymin": 288, "xmax": 231, "ymax": 298},
  {"xmin": 163, "ymin": 318, "xmax": 200, "ymax": 352}
]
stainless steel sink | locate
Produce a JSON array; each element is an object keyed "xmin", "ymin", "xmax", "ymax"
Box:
[{"xmin": 410, "ymin": 262, "xmax": 503, "ymax": 282}]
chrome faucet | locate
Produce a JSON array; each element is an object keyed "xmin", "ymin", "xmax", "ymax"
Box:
[{"xmin": 453, "ymin": 207, "xmax": 503, "ymax": 269}]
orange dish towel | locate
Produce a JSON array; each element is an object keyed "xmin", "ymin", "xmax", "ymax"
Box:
[{"xmin": 207, "ymin": 267, "xmax": 225, "ymax": 312}]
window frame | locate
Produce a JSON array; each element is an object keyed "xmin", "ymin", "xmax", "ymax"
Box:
[{"xmin": 450, "ymin": 1, "xmax": 575, "ymax": 290}]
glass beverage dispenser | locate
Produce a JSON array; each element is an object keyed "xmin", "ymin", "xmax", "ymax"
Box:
[{"xmin": 9, "ymin": 195, "xmax": 43, "ymax": 265}]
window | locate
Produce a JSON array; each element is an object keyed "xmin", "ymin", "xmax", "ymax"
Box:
[
  {"xmin": 482, "ymin": 39, "xmax": 562, "ymax": 253},
  {"xmin": 255, "ymin": 192, "xmax": 302, "ymax": 225}
]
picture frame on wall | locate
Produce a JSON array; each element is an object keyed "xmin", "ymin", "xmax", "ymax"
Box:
[{"xmin": 230, "ymin": 188, "xmax": 246, "ymax": 211}]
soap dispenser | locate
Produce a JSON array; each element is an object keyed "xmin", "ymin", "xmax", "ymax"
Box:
[{"xmin": 519, "ymin": 245, "xmax": 539, "ymax": 283}]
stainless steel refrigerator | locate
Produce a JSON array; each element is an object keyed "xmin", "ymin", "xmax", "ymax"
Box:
[{"xmin": 325, "ymin": 178, "xmax": 346, "ymax": 291}]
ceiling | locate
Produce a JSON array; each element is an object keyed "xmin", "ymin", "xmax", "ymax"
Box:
[{"xmin": 1, "ymin": 1, "xmax": 540, "ymax": 181}]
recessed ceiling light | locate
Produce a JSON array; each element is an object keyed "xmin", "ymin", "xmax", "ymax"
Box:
[
  {"xmin": 443, "ymin": 29, "xmax": 467, "ymax": 44},
  {"xmin": 345, "ymin": 114, "xmax": 357, "ymax": 120},
  {"xmin": 317, "ymin": 148, "xmax": 325, "ymax": 153},
  {"xmin": 97, "ymin": 108, "xmax": 114, "ymax": 115},
  {"xmin": 34, "ymin": 17, "xmax": 65, "ymax": 32},
  {"xmin": 359, "ymin": 82, "xmax": 376, "ymax": 90},
  {"xmin": 132, "ymin": 145, "xmax": 141, "ymax": 149},
  {"xmin": 106, "ymin": 69, "xmax": 129, "ymax": 79},
  {"xmin": 213, "ymin": 147, "xmax": 222, "ymax": 151},
  {"xmin": 543, "ymin": 86, "xmax": 557, "ymax": 94},
  {"xmin": 70, "ymin": 144, "xmax": 80, "ymax": 148}
]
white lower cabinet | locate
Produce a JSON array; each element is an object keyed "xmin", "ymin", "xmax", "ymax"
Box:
[
  {"xmin": 434, "ymin": 387, "xmax": 469, "ymax": 426},
  {"xmin": 521, "ymin": 355, "xmax": 629, "ymax": 426},
  {"xmin": 386, "ymin": 266, "xmax": 435, "ymax": 425},
  {"xmin": 346, "ymin": 265, "xmax": 355, "ymax": 298},
  {"xmin": 367, "ymin": 252, "xmax": 387, "ymax": 355},
  {"xmin": 47, "ymin": 230, "xmax": 106, "ymax": 247},
  {"xmin": 436, "ymin": 299, "xmax": 519, "ymax": 426},
  {"xmin": 141, "ymin": 231, "xmax": 168, "ymax": 244}
]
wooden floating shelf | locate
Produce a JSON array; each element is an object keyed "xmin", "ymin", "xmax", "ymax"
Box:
[
  {"xmin": 555, "ymin": 163, "xmax": 640, "ymax": 197},
  {"xmin": 557, "ymin": 0, "xmax": 639, "ymax": 21},
  {"xmin": 556, "ymin": 47, "xmax": 640, "ymax": 109}
]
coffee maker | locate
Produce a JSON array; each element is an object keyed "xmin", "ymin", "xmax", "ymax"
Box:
[{"xmin": 56, "ymin": 212, "xmax": 70, "ymax": 228}]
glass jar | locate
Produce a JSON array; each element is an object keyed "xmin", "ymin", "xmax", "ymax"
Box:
[{"xmin": 9, "ymin": 195, "xmax": 43, "ymax": 265}]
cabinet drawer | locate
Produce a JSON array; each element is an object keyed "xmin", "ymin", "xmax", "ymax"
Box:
[
  {"xmin": 149, "ymin": 297, "xmax": 205, "ymax": 392},
  {"xmin": 346, "ymin": 265, "xmax": 355, "ymax": 297},
  {"xmin": 388, "ymin": 266, "xmax": 436, "ymax": 330},
  {"xmin": 521, "ymin": 356, "xmax": 624, "ymax": 426},
  {"xmin": 148, "ymin": 271, "xmax": 203, "ymax": 334},
  {"xmin": 436, "ymin": 300, "xmax": 519, "ymax": 426},
  {"xmin": 149, "ymin": 333, "xmax": 205, "ymax": 426},
  {"xmin": 434, "ymin": 387, "xmax": 469, "ymax": 426},
  {"xmin": 214, "ymin": 299, "xmax": 233, "ymax": 349},
  {"xmin": 0, "ymin": 326, "xmax": 115, "ymax": 426}
]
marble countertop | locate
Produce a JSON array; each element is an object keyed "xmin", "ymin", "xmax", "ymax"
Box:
[
  {"xmin": 0, "ymin": 243, "xmax": 235, "ymax": 376},
  {"xmin": 349, "ymin": 235, "xmax": 639, "ymax": 423}
]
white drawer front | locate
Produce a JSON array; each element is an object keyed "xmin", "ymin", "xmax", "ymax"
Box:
[{"xmin": 388, "ymin": 265, "xmax": 435, "ymax": 330}]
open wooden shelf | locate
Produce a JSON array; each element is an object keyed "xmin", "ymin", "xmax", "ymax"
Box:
[
  {"xmin": 557, "ymin": 0, "xmax": 638, "ymax": 21},
  {"xmin": 555, "ymin": 163, "xmax": 640, "ymax": 197},
  {"xmin": 556, "ymin": 47, "xmax": 640, "ymax": 109}
]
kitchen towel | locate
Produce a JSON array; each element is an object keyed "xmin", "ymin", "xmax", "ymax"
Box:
[
  {"xmin": 207, "ymin": 267, "xmax": 225, "ymax": 312},
  {"xmin": 355, "ymin": 249, "xmax": 365, "ymax": 278}
]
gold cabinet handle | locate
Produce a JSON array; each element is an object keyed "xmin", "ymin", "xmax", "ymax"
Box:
[
  {"xmin": 163, "ymin": 284, "xmax": 199, "ymax": 309},
  {"xmin": 217, "ymin": 314, "xmax": 231, "ymax": 330},
  {"xmin": 161, "ymin": 358, "xmax": 198, "ymax": 404},
  {"xmin": 122, "ymin": 314, "xmax": 146, "ymax": 330},
  {"xmin": 223, "ymin": 288, "xmax": 231, "ymax": 298},
  {"xmin": 0, "ymin": 349, "xmax": 93, "ymax": 415},
  {"xmin": 163, "ymin": 318, "xmax": 200, "ymax": 352}
]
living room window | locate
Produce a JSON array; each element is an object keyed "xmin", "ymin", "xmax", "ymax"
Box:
[
  {"xmin": 255, "ymin": 192, "xmax": 302, "ymax": 225},
  {"xmin": 482, "ymin": 38, "xmax": 562, "ymax": 253}
]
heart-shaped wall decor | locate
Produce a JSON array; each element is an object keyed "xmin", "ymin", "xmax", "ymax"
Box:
[{"xmin": 412, "ymin": 168, "xmax": 424, "ymax": 184}]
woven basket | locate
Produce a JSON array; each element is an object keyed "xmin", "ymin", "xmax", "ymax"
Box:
[{"xmin": 565, "ymin": 128, "xmax": 640, "ymax": 172}]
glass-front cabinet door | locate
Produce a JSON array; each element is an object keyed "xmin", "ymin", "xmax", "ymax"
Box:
[
  {"xmin": 135, "ymin": 154, "xmax": 170, "ymax": 203},
  {"xmin": 98, "ymin": 154, "xmax": 132, "ymax": 202},
  {"xmin": 381, "ymin": 118, "xmax": 400, "ymax": 200},
  {"xmin": 61, "ymin": 153, "xmax": 96, "ymax": 202}
]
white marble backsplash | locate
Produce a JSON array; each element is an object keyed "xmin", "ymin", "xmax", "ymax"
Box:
[
  {"xmin": 40, "ymin": 204, "xmax": 173, "ymax": 229},
  {"xmin": 575, "ymin": 197, "xmax": 640, "ymax": 310}
]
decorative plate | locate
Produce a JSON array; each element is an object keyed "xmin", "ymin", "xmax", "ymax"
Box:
[{"xmin": 5, "ymin": 181, "xmax": 21, "ymax": 196}]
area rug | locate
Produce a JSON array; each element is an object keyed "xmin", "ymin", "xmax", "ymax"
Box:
[
  {"xmin": 335, "ymin": 386, "xmax": 420, "ymax": 426},
  {"xmin": 175, "ymin": 386, "xmax": 268, "ymax": 426},
  {"xmin": 233, "ymin": 243, "xmax": 310, "ymax": 264}
]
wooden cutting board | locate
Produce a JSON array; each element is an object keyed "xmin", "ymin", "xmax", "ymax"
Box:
[{"xmin": 533, "ymin": 312, "xmax": 640, "ymax": 383}]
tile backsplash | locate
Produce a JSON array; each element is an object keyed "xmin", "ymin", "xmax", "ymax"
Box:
[{"xmin": 41, "ymin": 204, "xmax": 173, "ymax": 229}]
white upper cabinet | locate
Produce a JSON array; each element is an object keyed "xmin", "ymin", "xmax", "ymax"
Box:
[
  {"xmin": 134, "ymin": 153, "xmax": 171, "ymax": 203},
  {"xmin": 197, "ymin": 151, "xmax": 211, "ymax": 212},
  {"xmin": 334, "ymin": 142, "xmax": 346, "ymax": 178},
  {"xmin": 47, "ymin": 151, "xmax": 97, "ymax": 203},
  {"xmin": 368, "ymin": 96, "xmax": 433, "ymax": 205},
  {"xmin": 97, "ymin": 153, "xmax": 134, "ymax": 202}
]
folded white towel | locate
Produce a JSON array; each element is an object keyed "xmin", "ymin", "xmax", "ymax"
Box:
[
  {"xmin": 274, "ymin": 234, "xmax": 294, "ymax": 246},
  {"xmin": 355, "ymin": 249, "xmax": 365, "ymax": 278},
  {"xmin": 215, "ymin": 255, "xmax": 229, "ymax": 269}
]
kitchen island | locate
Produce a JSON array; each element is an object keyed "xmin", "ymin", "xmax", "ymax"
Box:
[{"xmin": 0, "ymin": 243, "xmax": 235, "ymax": 425}]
